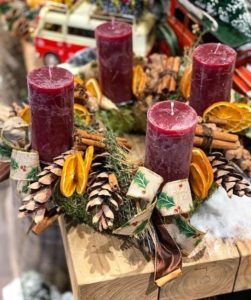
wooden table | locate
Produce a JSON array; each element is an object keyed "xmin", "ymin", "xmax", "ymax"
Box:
[{"xmin": 21, "ymin": 40, "xmax": 251, "ymax": 300}]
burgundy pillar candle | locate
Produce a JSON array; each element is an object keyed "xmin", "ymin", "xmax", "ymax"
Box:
[
  {"xmin": 28, "ymin": 66, "xmax": 74, "ymax": 163},
  {"xmin": 189, "ymin": 43, "xmax": 236, "ymax": 116},
  {"xmin": 95, "ymin": 21, "xmax": 133, "ymax": 104},
  {"xmin": 145, "ymin": 101, "xmax": 197, "ymax": 183}
]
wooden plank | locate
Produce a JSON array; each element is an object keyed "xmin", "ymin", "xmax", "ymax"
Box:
[
  {"xmin": 58, "ymin": 217, "xmax": 158, "ymax": 300},
  {"xmin": 159, "ymin": 237, "xmax": 240, "ymax": 300},
  {"xmin": 234, "ymin": 240, "xmax": 251, "ymax": 292}
]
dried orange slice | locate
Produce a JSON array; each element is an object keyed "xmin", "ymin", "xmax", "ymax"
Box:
[
  {"xmin": 85, "ymin": 78, "xmax": 102, "ymax": 104},
  {"xmin": 231, "ymin": 103, "xmax": 251, "ymax": 133},
  {"xmin": 203, "ymin": 101, "xmax": 242, "ymax": 132},
  {"xmin": 84, "ymin": 145, "xmax": 94, "ymax": 174},
  {"xmin": 190, "ymin": 162, "xmax": 208, "ymax": 200},
  {"xmin": 74, "ymin": 103, "xmax": 91, "ymax": 125},
  {"xmin": 76, "ymin": 151, "xmax": 87, "ymax": 195},
  {"xmin": 132, "ymin": 65, "xmax": 146, "ymax": 98},
  {"xmin": 19, "ymin": 105, "xmax": 31, "ymax": 124},
  {"xmin": 60, "ymin": 154, "xmax": 77, "ymax": 197},
  {"xmin": 191, "ymin": 147, "xmax": 214, "ymax": 190},
  {"xmin": 180, "ymin": 64, "xmax": 192, "ymax": 100}
]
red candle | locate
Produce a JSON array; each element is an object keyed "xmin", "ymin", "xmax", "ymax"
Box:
[
  {"xmin": 95, "ymin": 21, "xmax": 133, "ymax": 104},
  {"xmin": 145, "ymin": 101, "xmax": 197, "ymax": 183},
  {"xmin": 28, "ymin": 66, "xmax": 74, "ymax": 163},
  {"xmin": 190, "ymin": 43, "xmax": 236, "ymax": 116}
]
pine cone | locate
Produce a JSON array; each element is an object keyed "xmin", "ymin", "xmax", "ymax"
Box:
[
  {"xmin": 18, "ymin": 150, "xmax": 74, "ymax": 224},
  {"xmin": 208, "ymin": 152, "xmax": 251, "ymax": 198},
  {"xmin": 86, "ymin": 152, "xmax": 123, "ymax": 231}
]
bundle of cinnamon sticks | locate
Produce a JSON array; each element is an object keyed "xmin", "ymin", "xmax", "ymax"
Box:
[
  {"xmin": 194, "ymin": 124, "xmax": 239, "ymax": 150},
  {"xmin": 146, "ymin": 54, "xmax": 181, "ymax": 94},
  {"xmin": 74, "ymin": 128, "xmax": 131, "ymax": 150}
]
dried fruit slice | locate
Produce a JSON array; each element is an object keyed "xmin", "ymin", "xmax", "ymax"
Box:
[
  {"xmin": 203, "ymin": 101, "xmax": 242, "ymax": 132},
  {"xmin": 85, "ymin": 78, "xmax": 102, "ymax": 104},
  {"xmin": 132, "ymin": 65, "xmax": 146, "ymax": 98},
  {"xmin": 84, "ymin": 145, "xmax": 94, "ymax": 175},
  {"xmin": 180, "ymin": 64, "xmax": 192, "ymax": 100},
  {"xmin": 191, "ymin": 147, "xmax": 214, "ymax": 190},
  {"xmin": 189, "ymin": 162, "xmax": 208, "ymax": 200},
  {"xmin": 76, "ymin": 151, "xmax": 87, "ymax": 195},
  {"xmin": 74, "ymin": 103, "xmax": 91, "ymax": 125},
  {"xmin": 231, "ymin": 103, "xmax": 251, "ymax": 133},
  {"xmin": 19, "ymin": 105, "xmax": 31, "ymax": 124},
  {"xmin": 60, "ymin": 154, "xmax": 77, "ymax": 197}
]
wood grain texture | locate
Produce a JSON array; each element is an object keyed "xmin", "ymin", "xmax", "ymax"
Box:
[
  {"xmin": 159, "ymin": 236, "xmax": 240, "ymax": 300},
  {"xmin": 58, "ymin": 217, "xmax": 158, "ymax": 300},
  {"xmin": 234, "ymin": 240, "xmax": 251, "ymax": 292}
]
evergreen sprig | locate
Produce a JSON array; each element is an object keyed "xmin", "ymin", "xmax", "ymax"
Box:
[
  {"xmin": 52, "ymin": 183, "xmax": 92, "ymax": 226},
  {"xmin": 0, "ymin": 143, "xmax": 12, "ymax": 158},
  {"xmin": 104, "ymin": 129, "xmax": 131, "ymax": 189}
]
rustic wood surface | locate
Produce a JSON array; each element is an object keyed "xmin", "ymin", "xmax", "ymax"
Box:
[
  {"xmin": 21, "ymin": 40, "xmax": 251, "ymax": 300},
  {"xmin": 234, "ymin": 240, "xmax": 251, "ymax": 292}
]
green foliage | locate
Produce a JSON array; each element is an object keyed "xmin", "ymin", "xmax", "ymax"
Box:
[
  {"xmin": 10, "ymin": 158, "xmax": 19, "ymax": 170},
  {"xmin": 133, "ymin": 171, "xmax": 149, "ymax": 189},
  {"xmin": 175, "ymin": 216, "xmax": 196, "ymax": 238},
  {"xmin": 96, "ymin": 107, "xmax": 137, "ymax": 135},
  {"xmin": 22, "ymin": 183, "xmax": 29, "ymax": 194},
  {"xmin": 26, "ymin": 167, "xmax": 40, "ymax": 181},
  {"xmin": 133, "ymin": 219, "xmax": 149, "ymax": 235},
  {"xmin": 156, "ymin": 192, "xmax": 175, "ymax": 210},
  {"xmin": 104, "ymin": 130, "xmax": 131, "ymax": 189},
  {"xmin": 74, "ymin": 114, "xmax": 96, "ymax": 132},
  {"xmin": 53, "ymin": 183, "xmax": 92, "ymax": 226},
  {"xmin": 0, "ymin": 144, "xmax": 12, "ymax": 158}
]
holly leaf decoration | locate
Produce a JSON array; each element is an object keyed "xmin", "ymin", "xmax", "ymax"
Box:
[
  {"xmin": 133, "ymin": 171, "xmax": 149, "ymax": 189},
  {"xmin": 133, "ymin": 219, "xmax": 149, "ymax": 235},
  {"xmin": 26, "ymin": 167, "xmax": 40, "ymax": 181},
  {"xmin": 175, "ymin": 216, "xmax": 196, "ymax": 238},
  {"xmin": 22, "ymin": 183, "xmax": 29, "ymax": 194},
  {"xmin": 10, "ymin": 158, "xmax": 19, "ymax": 170},
  {"xmin": 156, "ymin": 192, "xmax": 175, "ymax": 210}
]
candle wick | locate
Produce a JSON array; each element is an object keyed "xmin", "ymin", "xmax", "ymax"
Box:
[
  {"xmin": 214, "ymin": 43, "xmax": 220, "ymax": 54},
  {"xmin": 48, "ymin": 66, "xmax": 52, "ymax": 81},
  {"xmin": 171, "ymin": 101, "xmax": 174, "ymax": 116}
]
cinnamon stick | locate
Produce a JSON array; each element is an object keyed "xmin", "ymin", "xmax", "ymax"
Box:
[
  {"xmin": 193, "ymin": 136, "xmax": 239, "ymax": 150},
  {"xmin": 75, "ymin": 128, "xmax": 131, "ymax": 149},
  {"xmin": 206, "ymin": 116, "xmax": 228, "ymax": 125},
  {"xmin": 32, "ymin": 214, "xmax": 59, "ymax": 235},
  {"xmin": 169, "ymin": 57, "xmax": 180, "ymax": 92},
  {"xmin": 80, "ymin": 138, "xmax": 106, "ymax": 148},
  {"xmin": 195, "ymin": 124, "xmax": 238, "ymax": 143}
]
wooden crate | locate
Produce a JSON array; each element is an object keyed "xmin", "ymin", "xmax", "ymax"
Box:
[{"xmin": 21, "ymin": 40, "xmax": 251, "ymax": 300}]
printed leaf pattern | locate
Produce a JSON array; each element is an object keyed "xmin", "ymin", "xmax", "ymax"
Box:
[
  {"xmin": 22, "ymin": 183, "xmax": 29, "ymax": 194},
  {"xmin": 156, "ymin": 192, "xmax": 175, "ymax": 210},
  {"xmin": 10, "ymin": 158, "xmax": 19, "ymax": 170},
  {"xmin": 133, "ymin": 219, "xmax": 149, "ymax": 235},
  {"xmin": 26, "ymin": 167, "xmax": 40, "ymax": 181},
  {"xmin": 175, "ymin": 216, "xmax": 197, "ymax": 238},
  {"xmin": 133, "ymin": 171, "xmax": 149, "ymax": 189}
]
